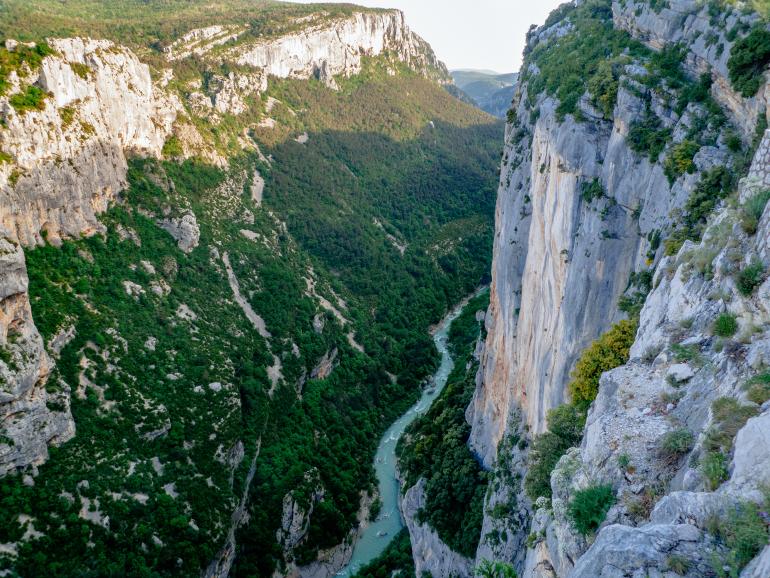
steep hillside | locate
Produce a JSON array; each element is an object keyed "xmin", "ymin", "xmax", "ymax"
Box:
[
  {"xmin": 0, "ymin": 3, "xmax": 502, "ymax": 576},
  {"xmin": 455, "ymin": 0, "xmax": 770, "ymax": 577}
]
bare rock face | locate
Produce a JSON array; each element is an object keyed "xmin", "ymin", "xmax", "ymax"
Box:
[
  {"xmin": 158, "ymin": 211, "xmax": 200, "ymax": 254},
  {"xmin": 468, "ymin": 80, "xmax": 696, "ymax": 464},
  {"xmin": 230, "ymin": 11, "xmax": 448, "ymax": 87},
  {"xmin": 0, "ymin": 38, "xmax": 177, "ymax": 246},
  {"xmin": 0, "ymin": 233, "xmax": 74, "ymax": 476}
]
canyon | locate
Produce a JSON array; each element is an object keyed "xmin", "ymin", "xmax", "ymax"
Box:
[{"xmin": 1, "ymin": 1, "xmax": 770, "ymax": 577}]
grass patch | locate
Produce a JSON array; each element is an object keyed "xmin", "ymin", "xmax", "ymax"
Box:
[
  {"xmin": 713, "ymin": 313, "xmax": 738, "ymax": 338},
  {"xmin": 744, "ymin": 372, "xmax": 770, "ymax": 405},
  {"xmin": 736, "ymin": 261, "xmax": 766, "ymax": 296},
  {"xmin": 9, "ymin": 85, "xmax": 49, "ymax": 114},
  {"xmin": 658, "ymin": 428, "xmax": 694, "ymax": 463},
  {"xmin": 567, "ymin": 484, "xmax": 615, "ymax": 535},
  {"xmin": 707, "ymin": 495, "xmax": 770, "ymax": 575},
  {"xmin": 739, "ymin": 189, "xmax": 770, "ymax": 235}
]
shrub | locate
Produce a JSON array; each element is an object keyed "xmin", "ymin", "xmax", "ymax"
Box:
[
  {"xmin": 664, "ymin": 140, "xmax": 700, "ymax": 184},
  {"xmin": 664, "ymin": 166, "xmax": 732, "ymax": 256},
  {"xmin": 581, "ymin": 178, "xmax": 605, "ymax": 203},
  {"xmin": 567, "ymin": 484, "xmax": 615, "ymax": 535},
  {"xmin": 740, "ymin": 189, "xmax": 770, "ymax": 235},
  {"xmin": 736, "ymin": 261, "xmax": 766, "ymax": 296},
  {"xmin": 745, "ymin": 373, "xmax": 770, "ymax": 405},
  {"xmin": 627, "ymin": 111, "xmax": 672, "ymax": 162},
  {"xmin": 666, "ymin": 554, "xmax": 690, "ymax": 576},
  {"xmin": 707, "ymin": 498, "xmax": 770, "ymax": 575},
  {"xmin": 659, "ymin": 428, "xmax": 694, "ymax": 461},
  {"xmin": 728, "ymin": 27, "xmax": 770, "ymax": 97},
  {"xmin": 524, "ymin": 405, "xmax": 586, "ymax": 500},
  {"xmin": 9, "ymin": 85, "xmax": 49, "ymax": 114},
  {"xmin": 70, "ymin": 62, "xmax": 91, "ymax": 79},
  {"xmin": 700, "ymin": 451, "xmax": 728, "ymax": 490},
  {"xmin": 713, "ymin": 313, "xmax": 738, "ymax": 337},
  {"xmin": 162, "ymin": 135, "xmax": 184, "ymax": 158},
  {"xmin": 476, "ymin": 559, "xmax": 517, "ymax": 578},
  {"xmin": 568, "ymin": 319, "xmax": 637, "ymax": 410},
  {"xmin": 587, "ymin": 59, "xmax": 620, "ymax": 118}
]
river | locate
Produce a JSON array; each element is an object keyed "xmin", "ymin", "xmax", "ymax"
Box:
[{"xmin": 337, "ymin": 290, "xmax": 484, "ymax": 576}]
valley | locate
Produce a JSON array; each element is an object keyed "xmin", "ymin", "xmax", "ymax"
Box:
[{"xmin": 2, "ymin": 0, "xmax": 770, "ymax": 577}]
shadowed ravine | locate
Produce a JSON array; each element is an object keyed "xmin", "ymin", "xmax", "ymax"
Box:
[{"xmin": 338, "ymin": 288, "xmax": 486, "ymax": 577}]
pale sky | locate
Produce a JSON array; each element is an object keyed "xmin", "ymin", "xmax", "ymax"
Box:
[{"xmin": 288, "ymin": 0, "xmax": 566, "ymax": 72}]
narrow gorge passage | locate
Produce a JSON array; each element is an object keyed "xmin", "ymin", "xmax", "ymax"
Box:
[{"xmin": 339, "ymin": 289, "xmax": 486, "ymax": 576}]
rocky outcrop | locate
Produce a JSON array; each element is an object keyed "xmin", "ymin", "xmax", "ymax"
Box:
[
  {"xmin": 0, "ymin": 38, "xmax": 177, "ymax": 246},
  {"xmin": 612, "ymin": 0, "xmax": 767, "ymax": 137},
  {"xmin": 0, "ymin": 232, "xmax": 74, "ymax": 476},
  {"xmin": 401, "ymin": 478, "xmax": 474, "ymax": 578},
  {"xmin": 470, "ymin": 1, "xmax": 770, "ymax": 576},
  {"xmin": 229, "ymin": 11, "xmax": 448, "ymax": 88},
  {"xmin": 0, "ymin": 37, "xmax": 178, "ymax": 476},
  {"xmin": 159, "ymin": 211, "xmax": 200, "ymax": 254}
]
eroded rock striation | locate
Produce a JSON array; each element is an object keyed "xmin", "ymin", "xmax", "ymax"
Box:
[{"xmin": 461, "ymin": 1, "xmax": 770, "ymax": 576}]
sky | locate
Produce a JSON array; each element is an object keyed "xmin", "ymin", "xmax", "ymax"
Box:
[{"xmin": 288, "ymin": 0, "xmax": 566, "ymax": 72}]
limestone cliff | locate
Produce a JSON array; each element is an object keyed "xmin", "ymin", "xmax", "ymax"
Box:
[
  {"xmin": 467, "ymin": 1, "xmax": 770, "ymax": 576},
  {"xmin": 228, "ymin": 11, "xmax": 448, "ymax": 88}
]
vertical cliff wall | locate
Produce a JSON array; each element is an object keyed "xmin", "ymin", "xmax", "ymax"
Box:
[{"xmin": 470, "ymin": 1, "xmax": 770, "ymax": 576}]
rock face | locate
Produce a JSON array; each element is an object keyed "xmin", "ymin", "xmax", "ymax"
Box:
[
  {"xmin": 230, "ymin": 11, "xmax": 448, "ymax": 88},
  {"xmin": 468, "ymin": 74, "xmax": 700, "ymax": 463},
  {"xmin": 0, "ymin": 38, "xmax": 177, "ymax": 246},
  {"xmin": 0, "ymin": 233, "xmax": 74, "ymax": 476},
  {"xmin": 467, "ymin": 1, "xmax": 770, "ymax": 576},
  {"xmin": 401, "ymin": 478, "xmax": 474, "ymax": 578},
  {"xmin": 0, "ymin": 38, "xmax": 177, "ymax": 476},
  {"xmin": 612, "ymin": 0, "xmax": 767, "ymax": 136}
]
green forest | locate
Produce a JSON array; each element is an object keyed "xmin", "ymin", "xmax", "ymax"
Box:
[{"xmin": 0, "ymin": 44, "xmax": 502, "ymax": 576}]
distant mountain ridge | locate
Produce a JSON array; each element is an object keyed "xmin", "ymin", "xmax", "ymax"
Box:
[{"xmin": 450, "ymin": 69, "xmax": 517, "ymax": 118}]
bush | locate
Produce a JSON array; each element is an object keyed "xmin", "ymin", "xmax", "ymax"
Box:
[
  {"xmin": 581, "ymin": 178, "xmax": 605, "ymax": 203},
  {"xmin": 707, "ymin": 498, "xmax": 770, "ymax": 575},
  {"xmin": 664, "ymin": 140, "xmax": 700, "ymax": 184},
  {"xmin": 659, "ymin": 428, "xmax": 694, "ymax": 461},
  {"xmin": 568, "ymin": 319, "xmax": 637, "ymax": 410},
  {"xmin": 728, "ymin": 27, "xmax": 770, "ymax": 97},
  {"xmin": 745, "ymin": 373, "xmax": 770, "ymax": 405},
  {"xmin": 713, "ymin": 313, "xmax": 738, "ymax": 337},
  {"xmin": 705, "ymin": 397, "xmax": 758, "ymax": 455},
  {"xmin": 524, "ymin": 405, "xmax": 586, "ymax": 500},
  {"xmin": 476, "ymin": 559, "xmax": 517, "ymax": 578},
  {"xmin": 567, "ymin": 484, "xmax": 615, "ymax": 535},
  {"xmin": 740, "ymin": 189, "xmax": 770, "ymax": 235},
  {"xmin": 627, "ymin": 111, "xmax": 672, "ymax": 162},
  {"xmin": 736, "ymin": 261, "xmax": 766, "ymax": 296},
  {"xmin": 664, "ymin": 166, "xmax": 733, "ymax": 256},
  {"xmin": 700, "ymin": 451, "xmax": 728, "ymax": 490},
  {"xmin": 162, "ymin": 135, "xmax": 184, "ymax": 158},
  {"xmin": 9, "ymin": 85, "xmax": 49, "ymax": 114}
]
